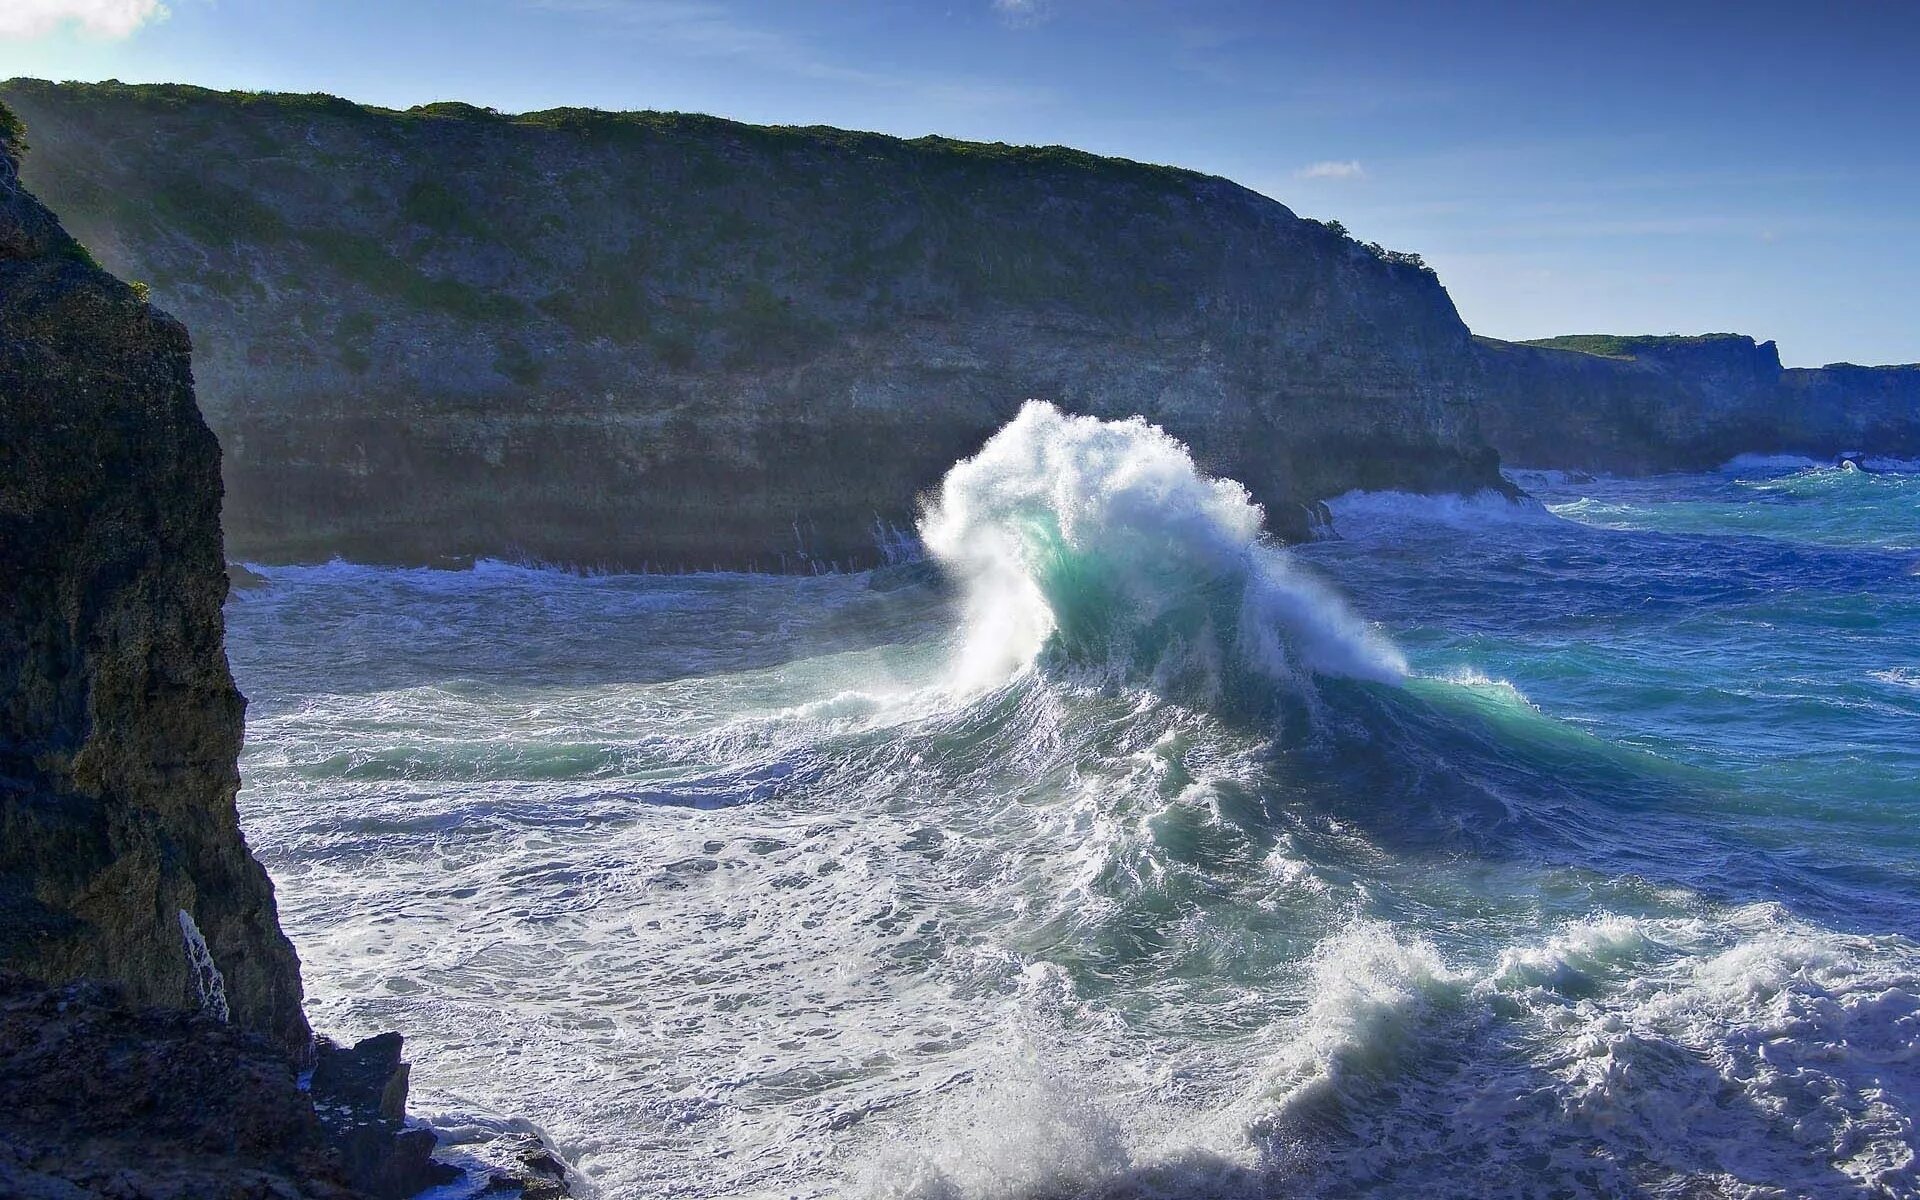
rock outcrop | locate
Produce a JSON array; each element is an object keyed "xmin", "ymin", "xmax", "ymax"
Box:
[
  {"xmin": 0, "ymin": 79, "xmax": 1504, "ymax": 569},
  {"xmin": 0, "ymin": 96, "xmax": 306, "ymax": 1052},
  {"xmin": 0, "ymin": 971, "xmax": 352, "ymax": 1200}
]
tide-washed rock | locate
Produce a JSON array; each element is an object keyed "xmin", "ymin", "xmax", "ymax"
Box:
[
  {"xmin": 310, "ymin": 1033, "xmax": 460, "ymax": 1200},
  {"xmin": 477, "ymin": 1136, "xmax": 570, "ymax": 1200},
  {"xmin": 0, "ymin": 98, "xmax": 473, "ymax": 1200}
]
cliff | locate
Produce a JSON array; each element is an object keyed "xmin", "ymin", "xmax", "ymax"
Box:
[
  {"xmin": 1475, "ymin": 332, "xmax": 1920, "ymax": 471},
  {"xmin": 0, "ymin": 96, "xmax": 565, "ymax": 1200},
  {"xmin": 0, "ymin": 99, "xmax": 307, "ymax": 1052},
  {"xmin": 1471, "ymin": 333, "xmax": 1806, "ymax": 472},
  {"xmin": 0, "ymin": 79, "xmax": 1503, "ymax": 569},
  {"xmin": 1779, "ymin": 362, "xmax": 1920, "ymax": 456}
]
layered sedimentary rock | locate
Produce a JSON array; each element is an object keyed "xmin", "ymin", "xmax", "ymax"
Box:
[
  {"xmin": 1473, "ymin": 333, "xmax": 1920, "ymax": 472},
  {"xmin": 0, "ymin": 101, "xmax": 307, "ymax": 1052},
  {"xmin": 0, "ymin": 79, "xmax": 1503, "ymax": 569}
]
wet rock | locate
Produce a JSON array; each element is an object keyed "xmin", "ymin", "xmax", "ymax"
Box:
[
  {"xmin": 477, "ymin": 1135, "xmax": 571, "ymax": 1200},
  {"xmin": 227, "ymin": 562, "xmax": 271, "ymax": 590},
  {"xmin": 310, "ymin": 1033, "xmax": 461, "ymax": 1199}
]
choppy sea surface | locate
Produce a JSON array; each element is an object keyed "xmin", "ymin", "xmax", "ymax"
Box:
[{"xmin": 227, "ymin": 413, "xmax": 1920, "ymax": 1200}]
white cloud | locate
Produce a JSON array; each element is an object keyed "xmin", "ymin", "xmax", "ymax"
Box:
[
  {"xmin": 1296, "ymin": 160, "xmax": 1366, "ymax": 180},
  {"xmin": 0, "ymin": 0, "xmax": 168, "ymax": 40}
]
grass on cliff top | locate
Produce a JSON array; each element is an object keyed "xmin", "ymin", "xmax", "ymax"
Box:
[
  {"xmin": 1521, "ymin": 332, "xmax": 1752, "ymax": 359},
  {"xmin": 0, "ymin": 77, "xmax": 1212, "ymax": 192},
  {"xmin": 0, "ymin": 98, "xmax": 24, "ymax": 155}
]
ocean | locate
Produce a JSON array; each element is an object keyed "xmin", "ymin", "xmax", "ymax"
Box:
[{"xmin": 226, "ymin": 406, "xmax": 1920, "ymax": 1199}]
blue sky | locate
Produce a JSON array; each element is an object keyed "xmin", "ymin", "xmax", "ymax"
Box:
[{"xmin": 4, "ymin": 0, "xmax": 1916, "ymax": 366}]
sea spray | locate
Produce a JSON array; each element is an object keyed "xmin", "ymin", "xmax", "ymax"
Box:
[
  {"xmin": 918, "ymin": 402, "xmax": 1406, "ymax": 696},
  {"xmin": 177, "ymin": 908, "xmax": 231, "ymax": 1023}
]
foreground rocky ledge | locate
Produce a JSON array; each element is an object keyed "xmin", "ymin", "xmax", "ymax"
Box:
[{"xmin": 0, "ymin": 973, "xmax": 571, "ymax": 1200}]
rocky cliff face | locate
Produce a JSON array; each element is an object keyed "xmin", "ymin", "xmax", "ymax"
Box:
[
  {"xmin": 1779, "ymin": 363, "xmax": 1920, "ymax": 457},
  {"xmin": 0, "ymin": 97, "xmax": 550, "ymax": 1200},
  {"xmin": 0, "ymin": 101, "xmax": 311, "ymax": 1052},
  {"xmin": 1471, "ymin": 334, "xmax": 1782, "ymax": 472},
  {"xmin": 0, "ymin": 79, "xmax": 1503, "ymax": 569},
  {"xmin": 1473, "ymin": 333, "xmax": 1919, "ymax": 471}
]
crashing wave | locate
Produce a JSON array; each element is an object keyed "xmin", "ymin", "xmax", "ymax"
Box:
[{"xmin": 918, "ymin": 402, "xmax": 1406, "ymax": 695}]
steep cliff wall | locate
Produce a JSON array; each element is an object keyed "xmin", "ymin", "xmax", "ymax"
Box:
[
  {"xmin": 0, "ymin": 79, "xmax": 1503, "ymax": 569},
  {"xmin": 1779, "ymin": 363, "xmax": 1920, "ymax": 457},
  {"xmin": 1473, "ymin": 332, "xmax": 1918, "ymax": 471},
  {"xmin": 0, "ymin": 100, "xmax": 307, "ymax": 1052},
  {"xmin": 1472, "ymin": 334, "xmax": 1786, "ymax": 471}
]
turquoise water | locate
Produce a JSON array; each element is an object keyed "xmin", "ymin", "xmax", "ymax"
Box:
[{"xmin": 227, "ymin": 420, "xmax": 1920, "ymax": 1199}]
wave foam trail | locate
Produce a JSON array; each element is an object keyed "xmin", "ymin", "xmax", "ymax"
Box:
[{"xmin": 919, "ymin": 402, "xmax": 1406, "ymax": 696}]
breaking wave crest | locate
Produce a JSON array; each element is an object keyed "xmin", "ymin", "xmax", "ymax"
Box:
[{"xmin": 919, "ymin": 402, "xmax": 1406, "ymax": 696}]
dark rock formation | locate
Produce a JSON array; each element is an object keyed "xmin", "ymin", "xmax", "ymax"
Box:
[
  {"xmin": 0, "ymin": 79, "xmax": 1505, "ymax": 570},
  {"xmin": 0, "ymin": 971, "xmax": 353, "ymax": 1199},
  {"xmin": 0, "ymin": 95, "xmax": 306, "ymax": 1053},
  {"xmin": 311, "ymin": 1033, "xmax": 461, "ymax": 1199},
  {"xmin": 1, "ymin": 100, "xmax": 513, "ymax": 1200},
  {"xmin": 478, "ymin": 1136, "xmax": 571, "ymax": 1200},
  {"xmin": 1473, "ymin": 333, "xmax": 1920, "ymax": 472}
]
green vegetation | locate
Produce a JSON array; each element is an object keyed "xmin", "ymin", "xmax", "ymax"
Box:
[
  {"xmin": 0, "ymin": 99, "xmax": 25, "ymax": 158},
  {"xmin": 334, "ymin": 309, "xmax": 377, "ymax": 372},
  {"xmin": 723, "ymin": 280, "xmax": 828, "ymax": 366},
  {"xmin": 147, "ymin": 174, "xmax": 289, "ymax": 247},
  {"xmin": 535, "ymin": 243, "xmax": 654, "ymax": 342},
  {"xmin": 1522, "ymin": 333, "xmax": 1750, "ymax": 359},
  {"xmin": 297, "ymin": 227, "xmax": 522, "ymax": 321},
  {"xmin": 649, "ymin": 329, "xmax": 697, "ymax": 370},
  {"xmin": 492, "ymin": 339, "xmax": 545, "ymax": 385},
  {"xmin": 401, "ymin": 178, "xmax": 480, "ymax": 235},
  {"xmin": 59, "ymin": 239, "xmax": 101, "ymax": 269},
  {"xmin": 1365, "ymin": 242, "xmax": 1430, "ymax": 272}
]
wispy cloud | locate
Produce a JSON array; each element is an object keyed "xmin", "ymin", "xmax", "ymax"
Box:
[
  {"xmin": 992, "ymin": 0, "xmax": 1052, "ymax": 28},
  {"xmin": 1297, "ymin": 159, "xmax": 1365, "ymax": 180},
  {"xmin": 525, "ymin": 0, "xmax": 1050, "ymax": 110},
  {"xmin": 0, "ymin": 0, "xmax": 167, "ymax": 40}
]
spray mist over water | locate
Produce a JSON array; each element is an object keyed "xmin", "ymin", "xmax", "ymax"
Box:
[{"xmin": 919, "ymin": 402, "xmax": 1407, "ymax": 695}]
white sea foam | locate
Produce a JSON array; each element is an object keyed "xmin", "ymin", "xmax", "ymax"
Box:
[
  {"xmin": 1324, "ymin": 487, "xmax": 1554, "ymax": 532},
  {"xmin": 918, "ymin": 401, "xmax": 1406, "ymax": 693},
  {"xmin": 1246, "ymin": 922, "xmax": 1464, "ymax": 1132},
  {"xmin": 1719, "ymin": 452, "xmax": 1825, "ymax": 475}
]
